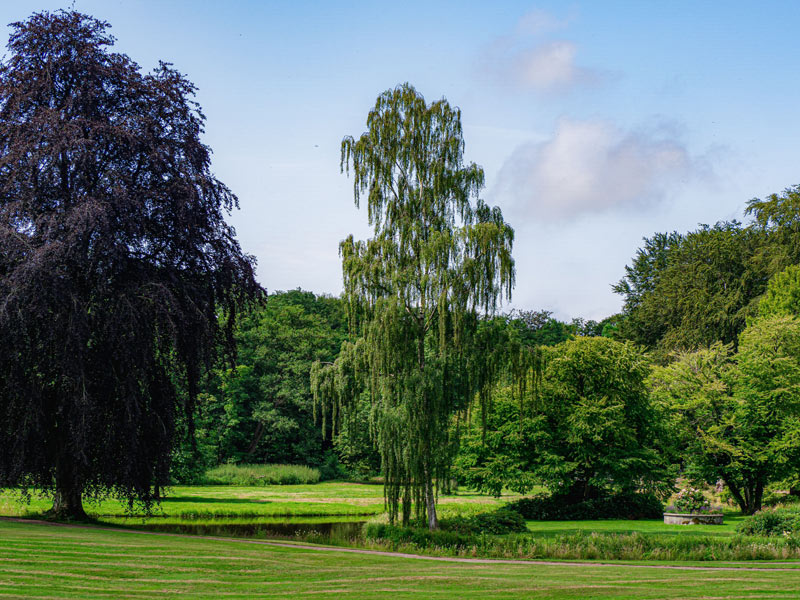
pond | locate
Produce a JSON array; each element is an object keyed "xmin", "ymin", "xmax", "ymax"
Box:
[{"xmin": 111, "ymin": 518, "xmax": 367, "ymax": 541}]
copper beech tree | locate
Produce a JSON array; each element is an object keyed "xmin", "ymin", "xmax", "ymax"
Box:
[{"xmin": 0, "ymin": 11, "xmax": 261, "ymax": 519}]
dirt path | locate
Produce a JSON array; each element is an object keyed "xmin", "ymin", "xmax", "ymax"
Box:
[{"xmin": 4, "ymin": 516, "xmax": 800, "ymax": 573}]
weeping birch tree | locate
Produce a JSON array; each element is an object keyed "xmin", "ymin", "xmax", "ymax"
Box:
[{"xmin": 311, "ymin": 84, "xmax": 515, "ymax": 530}]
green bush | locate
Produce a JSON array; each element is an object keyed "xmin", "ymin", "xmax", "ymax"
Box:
[
  {"xmin": 364, "ymin": 523, "xmax": 476, "ymax": 549},
  {"xmin": 202, "ymin": 463, "xmax": 320, "ymax": 486},
  {"xmin": 506, "ymin": 492, "xmax": 663, "ymax": 521},
  {"xmin": 441, "ymin": 508, "xmax": 527, "ymax": 535},
  {"xmin": 738, "ymin": 506, "xmax": 800, "ymax": 536},
  {"xmin": 763, "ymin": 491, "xmax": 800, "ymax": 507}
]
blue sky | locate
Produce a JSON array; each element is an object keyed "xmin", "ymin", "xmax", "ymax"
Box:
[{"xmin": 4, "ymin": 1, "xmax": 800, "ymax": 320}]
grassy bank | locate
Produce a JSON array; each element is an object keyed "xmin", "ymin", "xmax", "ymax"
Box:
[
  {"xmin": 525, "ymin": 516, "xmax": 745, "ymax": 537},
  {"xmin": 3, "ymin": 520, "xmax": 800, "ymax": 599},
  {"xmin": 363, "ymin": 526, "xmax": 800, "ymax": 562}
]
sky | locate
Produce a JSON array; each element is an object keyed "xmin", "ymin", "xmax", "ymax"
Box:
[{"xmin": 3, "ymin": 1, "xmax": 800, "ymax": 320}]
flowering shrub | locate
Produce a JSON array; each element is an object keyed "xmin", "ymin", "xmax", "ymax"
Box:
[{"xmin": 673, "ymin": 487, "xmax": 712, "ymax": 514}]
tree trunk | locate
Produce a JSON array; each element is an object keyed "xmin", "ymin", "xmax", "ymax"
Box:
[
  {"xmin": 425, "ymin": 476, "xmax": 438, "ymax": 530},
  {"xmin": 50, "ymin": 459, "xmax": 87, "ymax": 521},
  {"xmin": 402, "ymin": 485, "xmax": 411, "ymax": 526},
  {"xmin": 726, "ymin": 478, "xmax": 763, "ymax": 515},
  {"xmin": 245, "ymin": 421, "xmax": 266, "ymax": 457}
]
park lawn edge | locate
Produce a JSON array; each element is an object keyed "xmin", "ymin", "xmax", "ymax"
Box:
[{"xmin": 5, "ymin": 516, "xmax": 800, "ymax": 568}]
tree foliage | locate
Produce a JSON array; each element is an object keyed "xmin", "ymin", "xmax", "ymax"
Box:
[
  {"xmin": 614, "ymin": 223, "xmax": 768, "ymax": 359},
  {"xmin": 759, "ymin": 264, "xmax": 800, "ymax": 319},
  {"xmin": 649, "ymin": 317, "xmax": 800, "ymax": 514},
  {"xmin": 459, "ymin": 337, "xmax": 672, "ymax": 500},
  {"xmin": 190, "ymin": 291, "xmax": 346, "ymax": 473},
  {"xmin": 0, "ymin": 11, "xmax": 260, "ymax": 518},
  {"xmin": 746, "ymin": 185, "xmax": 800, "ymax": 273},
  {"xmin": 312, "ymin": 84, "xmax": 516, "ymax": 529}
]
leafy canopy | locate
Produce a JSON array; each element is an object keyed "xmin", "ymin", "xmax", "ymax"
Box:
[
  {"xmin": 458, "ymin": 337, "xmax": 673, "ymax": 500},
  {"xmin": 186, "ymin": 290, "xmax": 346, "ymax": 477}
]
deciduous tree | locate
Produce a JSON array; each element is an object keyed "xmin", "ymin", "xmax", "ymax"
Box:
[
  {"xmin": 650, "ymin": 317, "xmax": 800, "ymax": 514},
  {"xmin": 312, "ymin": 84, "xmax": 515, "ymax": 529},
  {"xmin": 0, "ymin": 11, "xmax": 260, "ymax": 519}
]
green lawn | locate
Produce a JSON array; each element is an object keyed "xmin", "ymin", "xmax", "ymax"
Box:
[
  {"xmin": 2, "ymin": 519, "xmax": 800, "ymax": 599},
  {"xmin": 0, "ymin": 482, "xmax": 517, "ymax": 521},
  {"xmin": 525, "ymin": 514, "xmax": 744, "ymax": 537}
]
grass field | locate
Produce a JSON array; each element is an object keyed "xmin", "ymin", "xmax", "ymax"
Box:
[
  {"xmin": 3, "ymin": 519, "xmax": 800, "ymax": 599},
  {"xmin": 0, "ymin": 482, "xmax": 516, "ymax": 522}
]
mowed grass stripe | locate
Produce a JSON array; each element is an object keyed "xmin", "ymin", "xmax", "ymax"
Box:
[{"xmin": 2, "ymin": 521, "xmax": 800, "ymax": 599}]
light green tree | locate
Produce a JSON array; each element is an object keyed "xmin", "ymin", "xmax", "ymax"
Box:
[
  {"xmin": 650, "ymin": 316, "xmax": 800, "ymax": 514},
  {"xmin": 457, "ymin": 337, "xmax": 673, "ymax": 500},
  {"xmin": 759, "ymin": 264, "xmax": 800, "ymax": 319},
  {"xmin": 311, "ymin": 83, "xmax": 515, "ymax": 530}
]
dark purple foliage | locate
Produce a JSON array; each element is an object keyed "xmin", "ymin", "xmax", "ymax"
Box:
[{"xmin": 0, "ymin": 11, "xmax": 262, "ymax": 517}]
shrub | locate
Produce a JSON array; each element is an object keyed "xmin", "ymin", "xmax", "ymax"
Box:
[
  {"xmin": 763, "ymin": 491, "xmax": 800, "ymax": 507},
  {"xmin": 738, "ymin": 506, "xmax": 800, "ymax": 536},
  {"xmin": 441, "ymin": 508, "xmax": 527, "ymax": 535},
  {"xmin": 364, "ymin": 523, "xmax": 475, "ymax": 549},
  {"xmin": 506, "ymin": 492, "xmax": 663, "ymax": 521},
  {"xmin": 202, "ymin": 464, "xmax": 320, "ymax": 486}
]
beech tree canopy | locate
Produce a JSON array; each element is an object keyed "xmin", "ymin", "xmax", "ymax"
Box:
[{"xmin": 0, "ymin": 11, "xmax": 261, "ymax": 519}]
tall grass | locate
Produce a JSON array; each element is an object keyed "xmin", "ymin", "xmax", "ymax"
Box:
[
  {"xmin": 364, "ymin": 525, "xmax": 800, "ymax": 561},
  {"xmin": 203, "ymin": 464, "xmax": 320, "ymax": 486}
]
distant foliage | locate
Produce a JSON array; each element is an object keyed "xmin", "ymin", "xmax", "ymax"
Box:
[
  {"xmin": 759, "ymin": 265, "xmax": 800, "ymax": 318},
  {"xmin": 183, "ymin": 290, "xmax": 349, "ymax": 475},
  {"xmin": 506, "ymin": 492, "xmax": 664, "ymax": 521},
  {"xmin": 203, "ymin": 464, "xmax": 320, "ymax": 486},
  {"xmin": 455, "ymin": 337, "xmax": 674, "ymax": 500},
  {"xmin": 614, "ymin": 223, "xmax": 767, "ymax": 360}
]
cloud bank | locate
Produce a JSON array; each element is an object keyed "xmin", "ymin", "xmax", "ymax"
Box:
[{"xmin": 495, "ymin": 118, "xmax": 708, "ymax": 220}]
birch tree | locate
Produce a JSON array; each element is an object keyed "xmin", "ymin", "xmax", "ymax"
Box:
[{"xmin": 312, "ymin": 84, "xmax": 515, "ymax": 529}]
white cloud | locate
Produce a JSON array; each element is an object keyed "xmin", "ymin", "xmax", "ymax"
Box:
[
  {"xmin": 478, "ymin": 9, "xmax": 600, "ymax": 94},
  {"xmin": 495, "ymin": 118, "xmax": 708, "ymax": 220},
  {"xmin": 514, "ymin": 41, "xmax": 598, "ymax": 92}
]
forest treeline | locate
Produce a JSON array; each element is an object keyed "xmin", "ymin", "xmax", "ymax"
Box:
[{"xmin": 179, "ymin": 186, "xmax": 800, "ymax": 517}]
